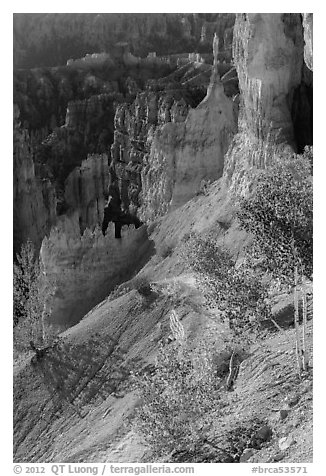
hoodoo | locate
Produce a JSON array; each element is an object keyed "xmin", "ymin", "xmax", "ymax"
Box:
[{"xmin": 13, "ymin": 13, "xmax": 313, "ymax": 465}]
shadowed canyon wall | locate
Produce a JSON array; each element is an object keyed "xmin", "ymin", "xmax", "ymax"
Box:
[
  {"xmin": 40, "ymin": 216, "xmax": 154, "ymax": 329},
  {"xmin": 13, "ymin": 107, "xmax": 57, "ymax": 253}
]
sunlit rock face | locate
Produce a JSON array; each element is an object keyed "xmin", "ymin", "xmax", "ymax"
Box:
[
  {"xmin": 40, "ymin": 215, "xmax": 154, "ymax": 329},
  {"xmin": 110, "ymin": 89, "xmax": 191, "ymax": 215},
  {"xmin": 64, "ymin": 154, "xmax": 110, "ymax": 234},
  {"xmin": 139, "ymin": 69, "xmax": 237, "ymax": 221},
  {"xmin": 302, "ymin": 13, "xmax": 313, "ymax": 71},
  {"xmin": 223, "ymin": 13, "xmax": 306, "ymax": 192}
]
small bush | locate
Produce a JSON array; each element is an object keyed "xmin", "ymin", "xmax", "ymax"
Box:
[
  {"xmin": 180, "ymin": 234, "xmax": 271, "ymax": 336},
  {"xmin": 132, "ymin": 339, "xmax": 223, "ymax": 460},
  {"xmin": 157, "ymin": 242, "xmax": 175, "ymax": 259},
  {"xmin": 210, "ymin": 417, "xmax": 269, "ymax": 462},
  {"xmin": 236, "ymin": 153, "xmax": 313, "ymax": 282},
  {"xmin": 196, "ymin": 178, "xmax": 211, "ymax": 196},
  {"xmin": 147, "ymin": 221, "xmax": 157, "ymax": 235},
  {"xmin": 131, "ymin": 275, "xmax": 155, "ymax": 299},
  {"xmin": 109, "ymin": 283, "xmax": 131, "ymax": 301}
]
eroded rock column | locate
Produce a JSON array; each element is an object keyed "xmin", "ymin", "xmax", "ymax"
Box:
[
  {"xmin": 140, "ymin": 65, "xmax": 237, "ymax": 221},
  {"xmin": 223, "ymin": 13, "xmax": 305, "ymax": 191}
]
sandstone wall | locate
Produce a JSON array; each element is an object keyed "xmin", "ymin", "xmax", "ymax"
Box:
[
  {"xmin": 64, "ymin": 154, "xmax": 110, "ymax": 233},
  {"xmin": 223, "ymin": 13, "xmax": 307, "ymax": 192},
  {"xmin": 40, "ymin": 215, "xmax": 154, "ymax": 329},
  {"xmin": 302, "ymin": 14, "xmax": 313, "ymax": 71},
  {"xmin": 140, "ymin": 69, "xmax": 237, "ymax": 221},
  {"xmin": 13, "ymin": 108, "xmax": 56, "ymax": 253},
  {"xmin": 111, "ymin": 88, "xmax": 191, "ymax": 213}
]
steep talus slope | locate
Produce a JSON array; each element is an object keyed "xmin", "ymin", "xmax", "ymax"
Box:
[
  {"xmin": 14, "ymin": 278, "xmax": 218, "ymax": 462},
  {"xmin": 13, "ymin": 261, "xmax": 313, "ymax": 462}
]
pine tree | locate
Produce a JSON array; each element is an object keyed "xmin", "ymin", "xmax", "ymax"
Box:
[{"xmin": 13, "ymin": 240, "xmax": 54, "ymax": 351}]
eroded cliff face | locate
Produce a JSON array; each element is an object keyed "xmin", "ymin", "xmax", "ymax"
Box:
[
  {"xmin": 41, "ymin": 93, "xmax": 123, "ymax": 195},
  {"xmin": 223, "ymin": 13, "xmax": 309, "ymax": 192},
  {"xmin": 64, "ymin": 154, "xmax": 110, "ymax": 234},
  {"xmin": 140, "ymin": 69, "xmax": 238, "ymax": 221},
  {"xmin": 40, "ymin": 215, "xmax": 154, "ymax": 329},
  {"xmin": 111, "ymin": 89, "xmax": 192, "ymax": 214},
  {"xmin": 13, "ymin": 108, "xmax": 56, "ymax": 254}
]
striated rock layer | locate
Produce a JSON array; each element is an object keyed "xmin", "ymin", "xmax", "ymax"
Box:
[
  {"xmin": 223, "ymin": 13, "xmax": 309, "ymax": 192},
  {"xmin": 40, "ymin": 215, "xmax": 154, "ymax": 329}
]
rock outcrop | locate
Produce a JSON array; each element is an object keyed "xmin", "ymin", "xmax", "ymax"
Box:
[
  {"xmin": 198, "ymin": 13, "xmax": 235, "ymax": 62},
  {"xmin": 140, "ymin": 66, "xmax": 237, "ymax": 221},
  {"xmin": 40, "ymin": 92, "xmax": 123, "ymax": 195},
  {"xmin": 13, "ymin": 107, "xmax": 56, "ymax": 254},
  {"xmin": 64, "ymin": 154, "xmax": 110, "ymax": 234},
  {"xmin": 40, "ymin": 215, "xmax": 154, "ymax": 329},
  {"xmin": 110, "ymin": 88, "xmax": 193, "ymax": 214},
  {"xmin": 223, "ymin": 13, "xmax": 308, "ymax": 192},
  {"xmin": 302, "ymin": 14, "xmax": 313, "ymax": 71}
]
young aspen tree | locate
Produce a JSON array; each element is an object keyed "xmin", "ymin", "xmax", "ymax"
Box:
[{"xmin": 237, "ymin": 152, "xmax": 312, "ymax": 376}]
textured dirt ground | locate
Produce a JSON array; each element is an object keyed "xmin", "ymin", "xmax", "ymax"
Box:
[{"xmin": 13, "ymin": 182, "xmax": 313, "ymax": 463}]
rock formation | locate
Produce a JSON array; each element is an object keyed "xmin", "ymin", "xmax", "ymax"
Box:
[
  {"xmin": 110, "ymin": 88, "xmax": 193, "ymax": 215},
  {"xmin": 13, "ymin": 107, "xmax": 56, "ymax": 254},
  {"xmin": 140, "ymin": 61, "xmax": 237, "ymax": 221},
  {"xmin": 199, "ymin": 13, "xmax": 235, "ymax": 62},
  {"xmin": 64, "ymin": 154, "xmax": 110, "ymax": 234},
  {"xmin": 302, "ymin": 14, "xmax": 313, "ymax": 71},
  {"xmin": 14, "ymin": 13, "xmax": 235, "ymax": 69},
  {"xmin": 40, "ymin": 215, "xmax": 154, "ymax": 329},
  {"xmin": 223, "ymin": 13, "xmax": 310, "ymax": 192},
  {"xmin": 37, "ymin": 92, "xmax": 124, "ymax": 203}
]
